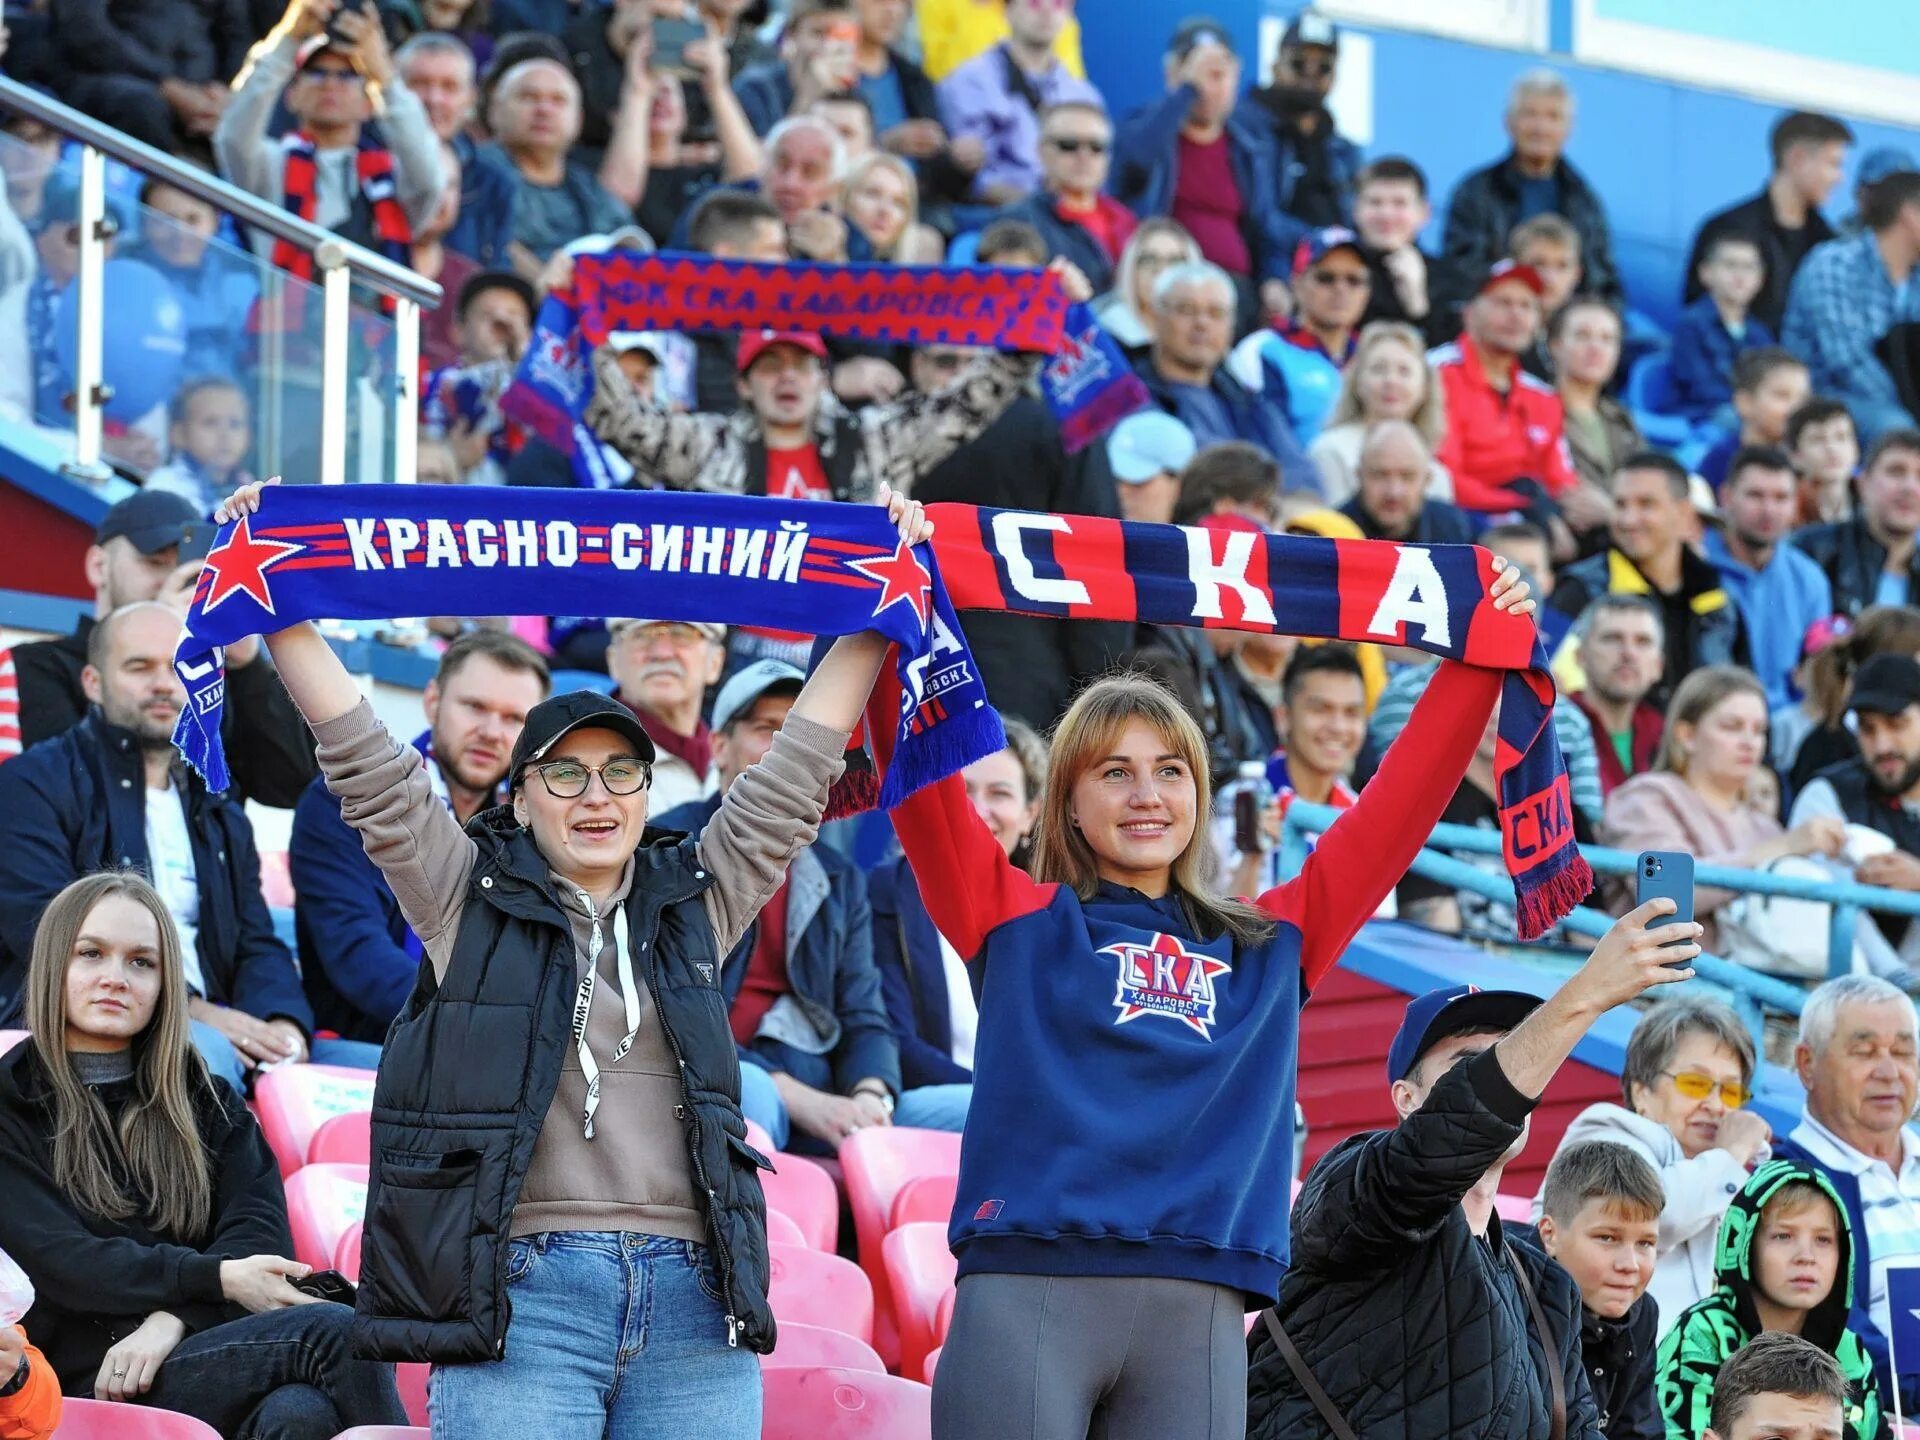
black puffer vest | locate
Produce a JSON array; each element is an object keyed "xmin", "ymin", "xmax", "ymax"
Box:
[
  {"xmin": 1817, "ymin": 757, "xmax": 1920, "ymax": 947},
  {"xmin": 350, "ymin": 809, "xmax": 777, "ymax": 1363}
]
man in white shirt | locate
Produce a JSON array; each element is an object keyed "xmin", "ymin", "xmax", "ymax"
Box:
[{"xmin": 1774, "ymin": 974, "xmax": 1920, "ymax": 1415}]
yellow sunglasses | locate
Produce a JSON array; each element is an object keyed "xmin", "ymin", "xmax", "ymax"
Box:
[{"xmin": 1662, "ymin": 1070, "xmax": 1750, "ymax": 1109}]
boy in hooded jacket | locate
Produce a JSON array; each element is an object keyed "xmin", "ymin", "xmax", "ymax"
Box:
[{"xmin": 1657, "ymin": 1158, "xmax": 1888, "ymax": 1440}]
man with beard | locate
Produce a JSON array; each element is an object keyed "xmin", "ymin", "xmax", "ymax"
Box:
[
  {"xmin": 1247, "ymin": 914, "xmax": 1696, "ymax": 1439},
  {"xmin": 1568, "ymin": 595, "xmax": 1666, "ymax": 799},
  {"xmin": 0, "ymin": 605, "xmax": 380, "ymax": 1082},
  {"xmin": 290, "ymin": 631, "xmax": 550, "ymax": 1041},
  {"xmin": 606, "ymin": 618, "xmax": 727, "ymax": 810},
  {"xmin": 1235, "ymin": 10, "xmax": 1361, "ymax": 229},
  {"xmin": 1790, "ymin": 656, "xmax": 1920, "ymax": 982},
  {"xmin": 1705, "ymin": 447, "xmax": 1834, "ymax": 710}
]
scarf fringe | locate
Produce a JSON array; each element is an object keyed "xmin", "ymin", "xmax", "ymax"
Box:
[
  {"xmin": 1513, "ymin": 850, "xmax": 1595, "ymax": 942},
  {"xmin": 878, "ymin": 701, "xmax": 1007, "ymax": 812}
]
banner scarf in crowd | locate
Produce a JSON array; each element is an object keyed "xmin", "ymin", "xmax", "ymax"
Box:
[
  {"xmin": 170, "ymin": 488, "xmax": 1589, "ymax": 939},
  {"xmin": 501, "ymin": 254, "xmax": 1149, "ymax": 484}
]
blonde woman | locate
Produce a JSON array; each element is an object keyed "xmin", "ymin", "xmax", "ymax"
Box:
[
  {"xmin": 0, "ymin": 872, "xmax": 405, "ymax": 1437},
  {"xmin": 890, "ymin": 554, "xmax": 1536, "ymax": 1440},
  {"xmin": 843, "ymin": 152, "xmax": 944, "ymax": 263},
  {"xmin": 1091, "ymin": 217, "xmax": 1200, "ymax": 351},
  {"xmin": 1308, "ymin": 320, "xmax": 1453, "ymax": 506}
]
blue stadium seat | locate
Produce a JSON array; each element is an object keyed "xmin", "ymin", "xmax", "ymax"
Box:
[
  {"xmin": 549, "ymin": 668, "xmax": 617, "ymax": 696},
  {"xmin": 1623, "ymin": 351, "xmax": 1695, "ymax": 448},
  {"xmin": 947, "ymin": 230, "xmax": 982, "ymax": 266}
]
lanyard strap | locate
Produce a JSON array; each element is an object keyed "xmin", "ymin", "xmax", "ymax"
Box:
[{"xmin": 572, "ymin": 900, "xmax": 642, "ymax": 1139}]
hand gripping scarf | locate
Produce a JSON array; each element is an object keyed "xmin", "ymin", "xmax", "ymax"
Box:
[
  {"xmin": 169, "ymin": 490, "xmax": 1589, "ymax": 939},
  {"xmin": 500, "ymin": 254, "xmax": 1150, "ymax": 485}
]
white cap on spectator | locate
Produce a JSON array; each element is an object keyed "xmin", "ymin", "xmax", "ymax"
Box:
[{"xmin": 564, "ymin": 225, "xmax": 656, "ymax": 258}]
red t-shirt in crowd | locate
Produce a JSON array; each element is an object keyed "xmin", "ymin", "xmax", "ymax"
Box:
[
  {"xmin": 766, "ymin": 444, "xmax": 831, "ymax": 501},
  {"xmin": 1171, "ymin": 133, "xmax": 1251, "ymax": 277},
  {"xmin": 730, "ymin": 879, "xmax": 791, "ymax": 1044},
  {"xmin": 1058, "ymin": 195, "xmax": 1120, "ymax": 264}
]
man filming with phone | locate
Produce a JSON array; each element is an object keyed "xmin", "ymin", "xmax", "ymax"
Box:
[{"xmin": 1247, "ymin": 900, "xmax": 1701, "ymax": 1439}]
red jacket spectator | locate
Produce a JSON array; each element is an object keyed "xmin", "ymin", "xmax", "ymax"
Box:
[{"xmin": 1432, "ymin": 333, "xmax": 1579, "ymax": 513}]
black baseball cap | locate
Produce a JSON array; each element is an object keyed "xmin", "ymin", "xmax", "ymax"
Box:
[
  {"xmin": 1168, "ymin": 16, "xmax": 1236, "ymax": 60},
  {"xmin": 1386, "ymin": 984, "xmax": 1542, "ymax": 1084},
  {"xmin": 508, "ymin": 690, "xmax": 656, "ymax": 786},
  {"xmin": 1282, "ymin": 11, "xmax": 1339, "ymax": 50},
  {"xmin": 1849, "ymin": 653, "xmax": 1920, "ymax": 718},
  {"xmin": 95, "ymin": 489, "xmax": 205, "ymax": 556}
]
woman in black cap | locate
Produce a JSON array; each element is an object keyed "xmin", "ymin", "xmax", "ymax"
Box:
[{"xmin": 215, "ymin": 478, "xmax": 928, "ymax": 1440}]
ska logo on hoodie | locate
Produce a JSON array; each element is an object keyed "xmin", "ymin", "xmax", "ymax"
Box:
[{"xmin": 1098, "ymin": 932, "xmax": 1233, "ymax": 1040}]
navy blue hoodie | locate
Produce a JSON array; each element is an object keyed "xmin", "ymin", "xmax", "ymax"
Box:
[{"xmin": 887, "ymin": 664, "xmax": 1500, "ymax": 1298}]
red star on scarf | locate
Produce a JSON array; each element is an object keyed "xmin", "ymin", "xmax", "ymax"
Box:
[
  {"xmin": 199, "ymin": 515, "xmax": 303, "ymax": 615},
  {"xmin": 848, "ymin": 541, "xmax": 933, "ymax": 632}
]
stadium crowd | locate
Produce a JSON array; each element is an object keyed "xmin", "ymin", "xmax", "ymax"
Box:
[{"xmin": 1, "ymin": 0, "xmax": 1920, "ymax": 1437}]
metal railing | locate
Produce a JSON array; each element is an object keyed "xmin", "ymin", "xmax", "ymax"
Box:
[
  {"xmin": 0, "ymin": 75, "xmax": 440, "ymax": 486},
  {"xmin": 1278, "ymin": 799, "xmax": 1920, "ymax": 1045}
]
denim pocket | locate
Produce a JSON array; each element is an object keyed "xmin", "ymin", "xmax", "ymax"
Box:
[
  {"xmin": 503, "ymin": 1237, "xmax": 538, "ymax": 1287},
  {"xmin": 685, "ymin": 1242, "xmax": 727, "ymax": 1307}
]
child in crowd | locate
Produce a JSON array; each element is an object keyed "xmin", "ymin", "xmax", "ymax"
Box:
[
  {"xmin": 143, "ymin": 377, "xmax": 254, "ymax": 513},
  {"xmin": 1657, "ymin": 1160, "xmax": 1885, "ymax": 1440},
  {"xmin": 1697, "ymin": 348, "xmax": 1812, "ymax": 490},
  {"xmin": 1532, "ymin": 1140, "xmax": 1664, "ymax": 1440},
  {"xmin": 1703, "ymin": 1332, "xmax": 1851, "ymax": 1440},
  {"xmin": 1509, "ymin": 213, "xmax": 1583, "ymax": 379},
  {"xmin": 1351, "ymin": 157, "xmax": 1441, "ymax": 341},
  {"xmin": 1787, "ymin": 397, "xmax": 1861, "ymax": 525},
  {"xmin": 1670, "ymin": 234, "xmax": 1773, "ymax": 427}
]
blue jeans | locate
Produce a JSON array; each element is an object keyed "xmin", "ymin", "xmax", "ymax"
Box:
[
  {"xmin": 138, "ymin": 1300, "xmax": 406, "ymax": 1440},
  {"xmin": 430, "ymin": 1232, "xmax": 760, "ymax": 1440},
  {"xmin": 738, "ymin": 1067, "xmax": 972, "ymax": 1148},
  {"xmin": 191, "ymin": 1020, "xmax": 381, "ymax": 1092},
  {"xmin": 737, "ymin": 1063, "xmax": 789, "ymax": 1150}
]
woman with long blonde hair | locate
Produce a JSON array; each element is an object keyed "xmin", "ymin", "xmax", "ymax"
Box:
[
  {"xmin": 0, "ymin": 872, "xmax": 404, "ymax": 1437},
  {"xmin": 842, "ymin": 152, "xmax": 944, "ymax": 263},
  {"xmin": 1092, "ymin": 217, "xmax": 1201, "ymax": 351},
  {"xmin": 890, "ymin": 546, "xmax": 1536, "ymax": 1440}
]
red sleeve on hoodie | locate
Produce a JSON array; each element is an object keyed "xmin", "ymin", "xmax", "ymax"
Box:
[{"xmin": 1259, "ymin": 664, "xmax": 1503, "ymax": 989}]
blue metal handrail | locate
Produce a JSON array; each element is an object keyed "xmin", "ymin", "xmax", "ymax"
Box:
[{"xmin": 1277, "ymin": 799, "xmax": 1920, "ymax": 1045}]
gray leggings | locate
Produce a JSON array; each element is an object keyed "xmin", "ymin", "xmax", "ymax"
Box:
[{"xmin": 931, "ymin": 1272, "xmax": 1247, "ymax": 1440}]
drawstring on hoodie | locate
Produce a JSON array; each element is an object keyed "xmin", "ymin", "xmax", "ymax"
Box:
[{"xmin": 570, "ymin": 893, "xmax": 643, "ymax": 1140}]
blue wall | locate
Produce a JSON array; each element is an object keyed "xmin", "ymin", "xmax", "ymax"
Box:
[{"xmin": 1077, "ymin": 2, "xmax": 1920, "ymax": 328}]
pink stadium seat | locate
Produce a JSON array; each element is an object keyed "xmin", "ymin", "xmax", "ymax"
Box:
[
  {"xmin": 253, "ymin": 1063, "xmax": 376, "ymax": 1178},
  {"xmin": 1494, "ymin": 1192, "xmax": 1534, "ymax": 1224},
  {"xmin": 767, "ymin": 1243, "xmax": 875, "ymax": 1344},
  {"xmin": 760, "ymin": 1321, "xmax": 887, "ymax": 1375},
  {"xmin": 0, "ymin": 1030, "xmax": 27, "ymax": 1056},
  {"xmin": 308, "ymin": 1110, "xmax": 373, "ymax": 1166},
  {"xmin": 397, "ymin": 1363, "xmax": 430, "ymax": 1426},
  {"xmin": 745, "ymin": 1118, "xmax": 777, "ymax": 1155},
  {"xmin": 760, "ymin": 1366, "xmax": 932, "ymax": 1440},
  {"xmin": 759, "ymin": 1154, "xmax": 840, "ymax": 1252},
  {"xmin": 257, "ymin": 849, "xmax": 295, "ymax": 909},
  {"xmin": 52, "ymin": 1398, "xmax": 222, "ymax": 1438},
  {"xmin": 766, "ymin": 1207, "xmax": 807, "ymax": 1248},
  {"xmin": 881, "ymin": 1222, "xmax": 957, "ymax": 1383},
  {"xmin": 888, "ymin": 1173, "xmax": 957, "ymax": 1230},
  {"xmin": 283, "ymin": 1161, "xmax": 368, "ymax": 1271},
  {"xmin": 922, "ymin": 1346, "xmax": 941, "ymax": 1385},
  {"xmin": 839, "ymin": 1128, "xmax": 960, "ymax": 1358},
  {"xmin": 933, "ymin": 1288, "xmax": 955, "ymax": 1346},
  {"xmin": 334, "ymin": 1222, "xmax": 363, "ymax": 1281}
]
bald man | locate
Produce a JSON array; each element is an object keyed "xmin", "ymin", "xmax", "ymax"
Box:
[{"xmin": 1339, "ymin": 420, "xmax": 1477, "ymax": 544}]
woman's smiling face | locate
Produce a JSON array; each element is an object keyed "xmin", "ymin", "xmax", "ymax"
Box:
[{"xmin": 1068, "ymin": 718, "xmax": 1197, "ymax": 893}]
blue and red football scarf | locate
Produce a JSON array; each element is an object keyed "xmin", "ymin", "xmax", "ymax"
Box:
[
  {"xmin": 169, "ymin": 486, "xmax": 1003, "ymax": 810},
  {"xmin": 253, "ymin": 134, "xmax": 411, "ymax": 332},
  {"xmin": 501, "ymin": 254, "xmax": 1148, "ymax": 483},
  {"xmin": 912, "ymin": 505, "xmax": 1591, "ymax": 939}
]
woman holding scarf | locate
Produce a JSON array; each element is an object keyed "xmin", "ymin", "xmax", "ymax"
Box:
[
  {"xmin": 216, "ymin": 478, "xmax": 930, "ymax": 1440},
  {"xmin": 886, "ymin": 562, "xmax": 1538, "ymax": 1440}
]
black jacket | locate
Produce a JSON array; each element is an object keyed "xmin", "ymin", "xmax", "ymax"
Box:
[
  {"xmin": 351, "ymin": 807, "xmax": 777, "ymax": 1362},
  {"xmin": 0, "ymin": 1044, "xmax": 294, "ymax": 1394},
  {"xmin": 1247, "ymin": 1049, "xmax": 1602, "ymax": 1440},
  {"xmin": 1510, "ymin": 1225, "xmax": 1662, "ymax": 1440},
  {"xmin": 1549, "ymin": 546, "xmax": 1748, "ymax": 714},
  {"xmin": 54, "ymin": 0, "xmax": 252, "ymax": 86},
  {"xmin": 912, "ymin": 392, "xmax": 1132, "ymax": 729},
  {"xmin": 868, "ymin": 856, "xmax": 972, "ymax": 1089},
  {"xmin": 1441, "ymin": 151, "xmax": 1623, "ymax": 305},
  {"xmin": 1683, "ymin": 189, "xmax": 1835, "ymax": 336},
  {"xmin": 1790, "ymin": 514, "xmax": 1920, "ymax": 617},
  {"xmin": 1340, "ymin": 495, "xmax": 1479, "ymax": 546},
  {"xmin": 1, "ymin": 616, "xmax": 318, "ymax": 808},
  {"xmin": 0, "ymin": 712, "xmax": 312, "ymax": 1034},
  {"xmin": 992, "ymin": 191, "xmax": 1122, "ymax": 295}
]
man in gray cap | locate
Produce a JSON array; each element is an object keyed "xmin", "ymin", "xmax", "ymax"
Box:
[
  {"xmin": 0, "ymin": 489, "xmax": 316, "ymax": 805},
  {"xmin": 654, "ymin": 659, "xmax": 957, "ymax": 1150}
]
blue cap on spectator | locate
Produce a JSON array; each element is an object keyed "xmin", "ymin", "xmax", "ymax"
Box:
[
  {"xmin": 40, "ymin": 168, "xmax": 132, "ymax": 231},
  {"xmin": 710, "ymin": 659, "xmax": 805, "ymax": 734},
  {"xmin": 1107, "ymin": 411, "xmax": 1197, "ymax": 483},
  {"xmin": 1292, "ymin": 225, "xmax": 1364, "ymax": 278},
  {"xmin": 1860, "ymin": 146, "xmax": 1919, "ymax": 189},
  {"xmin": 1386, "ymin": 985, "xmax": 1541, "ymax": 1084}
]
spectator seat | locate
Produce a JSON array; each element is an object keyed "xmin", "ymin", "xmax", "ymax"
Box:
[
  {"xmin": 548, "ymin": 669, "xmax": 618, "ymax": 696},
  {"xmin": 283, "ymin": 1161, "xmax": 368, "ymax": 1271},
  {"xmin": 760, "ymin": 1154, "xmax": 840, "ymax": 1252},
  {"xmin": 52, "ymin": 1399, "xmax": 222, "ymax": 1437},
  {"xmin": 1623, "ymin": 351, "xmax": 1695, "ymax": 448},
  {"xmin": 881, "ymin": 1221, "xmax": 958, "ymax": 1383},
  {"xmin": 947, "ymin": 230, "xmax": 981, "ymax": 265},
  {"xmin": 766, "ymin": 1206, "xmax": 808, "ymax": 1248},
  {"xmin": 767, "ymin": 1243, "xmax": 876, "ymax": 1344},
  {"xmin": 308, "ymin": 1110, "xmax": 372, "ymax": 1166},
  {"xmin": 334, "ymin": 1221, "xmax": 363, "ymax": 1280},
  {"xmin": 257, "ymin": 849, "xmax": 295, "ymax": 909},
  {"xmin": 0, "ymin": 1030, "xmax": 29, "ymax": 1056},
  {"xmin": 745, "ymin": 1117, "xmax": 778, "ymax": 1155},
  {"xmin": 760, "ymin": 1366, "xmax": 932, "ymax": 1440},
  {"xmin": 888, "ymin": 1173, "xmax": 957, "ymax": 1230},
  {"xmin": 254, "ymin": 1064, "xmax": 376, "ymax": 1178},
  {"xmin": 397, "ymin": 1363, "xmax": 430, "ymax": 1426},
  {"xmin": 760, "ymin": 1321, "xmax": 887, "ymax": 1375},
  {"xmin": 840, "ymin": 1128, "xmax": 961, "ymax": 1359},
  {"xmin": 333, "ymin": 1431, "xmax": 428, "ymax": 1439},
  {"xmin": 923, "ymin": 1346, "xmax": 941, "ymax": 1385}
]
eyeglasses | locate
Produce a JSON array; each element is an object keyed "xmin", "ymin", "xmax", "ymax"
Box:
[
  {"xmin": 527, "ymin": 758, "xmax": 652, "ymax": 798},
  {"xmin": 1662, "ymin": 1070, "xmax": 1750, "ymax": 1108},
  {"xmin": 304, "ymin": 65, "xmax": 363, "ymax": 86},
  {"xmin": 1308, "ymin": 270, "xmax": 1370, "ymax": 289},
  {"xmin": 1046, "ymin": 137, "xmax": 1109, "ymax": 155}
]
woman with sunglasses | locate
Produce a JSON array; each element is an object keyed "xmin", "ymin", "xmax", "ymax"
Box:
[
  {"xmin": 216, "ymin": 478, "xmax": 931, "ymax": 1440},
  {"xmin": 1533, "ymin": 997, "xmax": 1771, "ymax": 1333}
]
